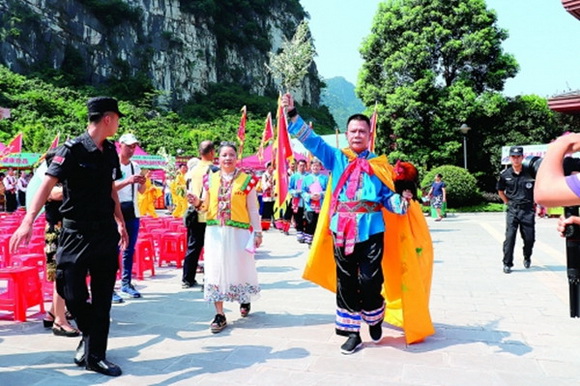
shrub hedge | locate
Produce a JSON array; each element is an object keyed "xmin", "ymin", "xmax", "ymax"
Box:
[{"xmin": 421, "ymin": 165, "xmax": 482, "ymax": 208}]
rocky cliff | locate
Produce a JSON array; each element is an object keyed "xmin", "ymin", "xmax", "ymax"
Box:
[{"xmin": 0, "ymin": 0, "xmax": 320, "ymax": 106}]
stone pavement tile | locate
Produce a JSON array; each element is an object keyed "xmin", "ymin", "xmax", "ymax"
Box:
[
  {"xmin": 447, "ymin": 352, "xmax": 545, "ymax": 375},
  {"xmin": 360, "ymin": 343, "xmax": 449, "ymax": 366},
  {"xmin": 308, "ymin": 355, "xmax": 405, "ymax": 381},
  {"xmin": 402, "ymin": 364, "xmax": 504, "ymax": 386},
  {"xmin": 495, "ymin": 371, "xmax": 576, "ymax": 386},
  {"xmin": 408, "ymin": 338, "xmax": 495, "ymax": 355},
  {"xmin": 537, "ymin": 358, "xmax": 580, "ymax": 379}
]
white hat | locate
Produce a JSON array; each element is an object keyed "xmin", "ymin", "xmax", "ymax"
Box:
[{"xmin": 119, "ymin": 133, "xmax": 140, "ymax": 145}]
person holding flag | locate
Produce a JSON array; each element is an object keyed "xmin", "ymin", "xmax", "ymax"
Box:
[
  {"xmin": 285, "ymin": 159, "xmax": 308, "ymax": 242},
  {"xmin": 260, "ymin": 161, "xmax": 275, "ymax": 223},
  {"xmin": 301, "ymin": 158, "xmax": 328, "ymax": 245},
  {"xmin": 282, "ymin": 93, "xmax": 434, "ymax": 355}
]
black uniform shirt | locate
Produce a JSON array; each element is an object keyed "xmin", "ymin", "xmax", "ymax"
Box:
[
  {"xmin": 46, "ymin": 132, "xmax": 122, "ymax": 221},
  {"xmin": 496, "ymin": 167, "xmax": 535, "ymax": 205}
]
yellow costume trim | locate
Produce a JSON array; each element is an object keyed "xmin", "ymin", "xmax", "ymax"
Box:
[{"xmin": 303, "ymin": 149, "xmax": 435, "ymax": 344}]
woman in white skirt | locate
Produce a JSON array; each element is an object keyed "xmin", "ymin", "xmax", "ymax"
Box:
[{"xmin": 190, "ymin": 141, "xmax": 263, "ymax": 333}]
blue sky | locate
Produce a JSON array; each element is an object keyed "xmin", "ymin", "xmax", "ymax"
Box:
[{"xmin": 300, "ymin": 0, "xmax": 580, "ymax": 98}]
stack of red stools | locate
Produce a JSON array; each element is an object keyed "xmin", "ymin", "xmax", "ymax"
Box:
[
  {"xmin": 0, "ymin": 266, "xmax": 45, "ymax": 321},
  {"xmin": 132, "ymin": 236, "xmax": 156, "ymax": 280},
  {"xmin": 158, "ymin": 232, "xmax": 186, "ymax": 268}
]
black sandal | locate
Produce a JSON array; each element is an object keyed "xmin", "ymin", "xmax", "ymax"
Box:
[
  {"xmin": 43, "ymin": 312, "xmax": 55, "ymax": 328},
  {"xmin": 52, "ymin": 323, "xmax": 80, "ymax": 337}
]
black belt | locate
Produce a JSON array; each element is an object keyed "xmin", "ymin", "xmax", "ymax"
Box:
[
  {"xmin": 509, "ymin": 202, "xmax": 533, "ymax": 209},
  {"xmin": 63, "ymin": 218, "xmax": 115, "ymax": 231}
]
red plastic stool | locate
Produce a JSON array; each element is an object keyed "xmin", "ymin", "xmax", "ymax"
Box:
[
  {"xmin": 133, "ymin": 237, "xmax": 155, "ymax": 280},
  {"xmin": 158, "ymin": 232, "xmax": 186, "ymax": 268},
  {"xmin": 147, "ymin": 229, "xmax": 166, "ymax": 260},
  {"xmin": 0, "ymin": 234, "xmax": 11, "ymax": 268},
  {"xmin": 10, "ymin": 253, "xmax": 53, "ymax": 302},
  {"xmin": 0, "ymin": 266, "xmax": 45, "ymax": 321}
]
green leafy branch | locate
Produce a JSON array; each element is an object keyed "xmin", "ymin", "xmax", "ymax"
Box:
[{"xmin": 266, "ymin": 21, "xmax": 315, "ymax": 92}]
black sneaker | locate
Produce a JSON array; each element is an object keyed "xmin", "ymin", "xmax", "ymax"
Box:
[
  {"xmin": 240, "ymin": 303, "xmax": 251, "ymax": 317},
  {"xmin": 369, "ymin": 322, "xmax": 383, "ymax": 343},
  {"xmin": 182, "ymin": 280, "xmax": 198, "ymax": 289},
  {"xmin": 340, "ymin": 333, "xmax": 363, "ymax": 355},
  {"xmin": 210, "ymin": 314, "xmax": 227, "ymax": 333},
  {"xmin": 73, "ymin": 339, "xmax": 85, "ymax": 366},
  {"xmin": 523, "ymin": 258, "xmax": 531, "ymax": 269},
  {"xmin": 86, "ymin": 356, "xmax": 122, "ymax": 377},
  {"xmin": 503, "ymin": 265, "xmax": 511, "ymax": 274}
]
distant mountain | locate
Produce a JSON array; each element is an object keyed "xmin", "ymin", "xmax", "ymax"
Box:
[{"xmin": 321, "ymin": 76, "xmax": 366, "ymax": 131}]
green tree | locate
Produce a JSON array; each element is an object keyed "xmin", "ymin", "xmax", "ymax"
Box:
[{"xmin": 358, "ymin": 0, "xmax": 518, "ymax": 170}]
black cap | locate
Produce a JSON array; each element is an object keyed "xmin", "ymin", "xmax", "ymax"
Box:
[
  {"xmin": 509, "ymin": 146, "xmax": 523, "ymax": 156},
  {"xmin": 87, "ymin": 96, "xmax": 125, "ymax": 117}
]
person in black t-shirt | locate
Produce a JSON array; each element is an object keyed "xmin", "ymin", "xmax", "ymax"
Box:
[{"xmin": 10, "ymin": 96, "xmax": 128, "ymax": 377}]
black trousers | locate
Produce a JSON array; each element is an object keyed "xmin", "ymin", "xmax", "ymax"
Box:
[
  {"xmin": 284, "ymin": 201, "xmax": 305, "ymax": 233},
  {"xmin": 55, "ymin": 223, "xmax": 120, "ymax": 361},
  {"xmin": 17, "ymin": 190, "xmax": 26, "ymax": 208},
  {"xmin": 5, "ymin": 191, "xmax": 17, "ymax": 212},
  {"xmin": 333, "ymin": 232, "xmax": 385, "ymax": 336},
  {"xmin": 503, "ymin": 206, "xmax": 535, "ymax": 267},
  {"xmin": 183, "ymin": 221, "xmax": 206, "ymax": 285},
  {"xmin": 261, "ymin": 201, "xmax": 274, "ymax": 220},
  {"xmin": 304, "ymin": 211, "xmax": 319, "ymax": 236}
]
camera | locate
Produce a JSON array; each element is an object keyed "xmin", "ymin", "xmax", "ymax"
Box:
[
  {"xmin": 525, "ymin": 155, "xmax": 580, "ymax": 317},
  {"xmin": 523, "ymin": 155, "xmax": 580, "ymax": 178}
]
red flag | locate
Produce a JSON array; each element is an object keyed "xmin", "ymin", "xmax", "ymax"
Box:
[
  {"xmin": 273, "ymin": 98, "xmax": 293, "ymax": 215},
  {"xmin": 369, "ymin": 104, "xmax": 378, "ymax": 152},
  {"xmin": 237, "ymin": 105, "xmax": 247, "ymax": 144},
  {"xmin": 257, "ymin": 112, "xmax": 273, "ymax": 161},
  {"xmin": 49, "ymin": 133, "xmax": 60, "ymax": 150},
  {"xmin": 1, "ymin": 133, "xmax": 22, "ymax": 157},
  {"xmin": 35, "ymin": 133, "xmax": 61, "ymax": 164}
]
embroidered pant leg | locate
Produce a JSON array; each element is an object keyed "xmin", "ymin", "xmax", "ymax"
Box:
[{"xmin": 333, "ymin": 232, "xmax": 385, "ymax": 336}]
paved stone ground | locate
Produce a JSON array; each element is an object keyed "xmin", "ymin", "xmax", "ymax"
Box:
[{"xmin": 1, "ymin": 212, "xmax": 580, "ymax": 385}]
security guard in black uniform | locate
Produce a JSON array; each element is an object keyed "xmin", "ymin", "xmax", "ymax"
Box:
[
  {"xmin": 497, "ymin": 146, "xmax": 535, "ymax": 274},
  {"xmin": 10, "ymin": 96, "xmax": 128, "ymax": 377}
]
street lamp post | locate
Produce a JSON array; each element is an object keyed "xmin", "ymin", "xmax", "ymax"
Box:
[{"xmin": 458, "ymin": 123, "xmax": 471, "ymax": 170}]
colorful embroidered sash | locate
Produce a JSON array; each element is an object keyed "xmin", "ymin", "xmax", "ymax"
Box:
[{"xmin": 331, "ymin": 157, "xmax": 374, "ymax": 255}]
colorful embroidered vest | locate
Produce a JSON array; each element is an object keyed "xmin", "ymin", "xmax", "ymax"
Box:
[{"xmin": 205, "ymin": 170, "xmax": 259, "ymax": 228}]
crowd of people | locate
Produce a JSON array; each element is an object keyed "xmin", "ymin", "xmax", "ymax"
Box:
[
  {"xmin": 0, "ymin": 168, "xmax": 32, "ymax": 212},
  {"xmin": 7, "ymin": 91, "xmax": 580, "ymax": 378}
]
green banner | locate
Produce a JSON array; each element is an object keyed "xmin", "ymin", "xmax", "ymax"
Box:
[
  {"xmin": 0, "ymin": 152, "xmax": 41, "ymax": 168},
  {"xmin": 0, "ymin": 153, "xmax": 167, "ymax": 169}
]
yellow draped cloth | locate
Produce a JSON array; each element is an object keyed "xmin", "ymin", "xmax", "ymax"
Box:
[
  {"xmin": 138, "ymin": 178, "xmax": 162, "ymax": 218},
  {"xmin": 172, "ymin": 172, "xmax": 188, "ymax": 218},
  {"xmin": 303, "ymin": 149, "xmax": 435, "ymax": 344}
]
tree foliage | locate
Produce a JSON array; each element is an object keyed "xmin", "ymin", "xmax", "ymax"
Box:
[
  {"xmin": 0, "ymin": 66, "xmax": 335, "ymax": 160},
  {"xmin": 358, "ymin": 1, "xmax": 514, "ymax": 163},
  {"xmin": 358, "ymin": 0, "xmax": 580, "ymax": 192}
]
